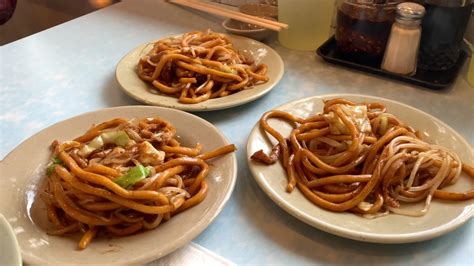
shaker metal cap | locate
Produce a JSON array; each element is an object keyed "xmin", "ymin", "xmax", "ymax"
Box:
[{"xmin": 396, "ymin": 2, "xmax": 425, "ymax": 20}]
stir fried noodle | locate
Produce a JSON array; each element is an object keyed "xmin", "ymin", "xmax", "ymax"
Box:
[
  {"xmin": 137, "ymin": 30, "xmax": 269, "ymax": 104},
  {"xmin": 251, "ymin": 98, "xmax": 474, "ymax": 217},
  {"xmin": 42, "ymin": 117, "xmax": 236, "ymax": 249}
]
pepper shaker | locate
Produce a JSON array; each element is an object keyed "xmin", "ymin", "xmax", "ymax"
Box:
[{"xmin": 418, "ymin": 0, "xmax": 473, "ymax": 71}]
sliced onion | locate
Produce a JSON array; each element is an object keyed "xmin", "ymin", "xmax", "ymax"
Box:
[
  {"xmin": 142, "ymin": 214, "xmax": 164, "ymax": 230},
  {"xmin": 194, "ymin": 75, "xmax": 211, "ymax": 94}
]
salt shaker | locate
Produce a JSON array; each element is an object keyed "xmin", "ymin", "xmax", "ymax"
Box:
[{"xmin": 381, "ymin": 2, "xmax": 425, "ymax": 75}]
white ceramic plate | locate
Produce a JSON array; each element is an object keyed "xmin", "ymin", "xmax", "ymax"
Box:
[
  {"xmin": 0, "ymin": 106, "xmax": 237, "ymax": 265},
  {"xmin": 0, "ymin": 214, "xmax": 22, "ymax": 266},
  {"xmin": 116, "ymin": 34, "xmax": 284, "ymax": 111},
  {"xmin": 247, "ymin": 94, "xmax": 474, "ymax": 243}
]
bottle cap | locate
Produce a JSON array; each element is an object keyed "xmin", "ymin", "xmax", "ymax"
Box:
[{"xmin": 396, "ymin": 2, "xmax": 425, "ymax": 21}]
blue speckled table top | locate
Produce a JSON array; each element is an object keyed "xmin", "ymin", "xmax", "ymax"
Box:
[{"xmin": 1, "ymin": 0, "xmax": 473, "ymax": 264}]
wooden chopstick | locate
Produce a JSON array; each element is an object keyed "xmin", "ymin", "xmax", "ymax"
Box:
[
  {"xmin": 169, "ymin": 0, "xmax": 282, "ymax": 31},
  {"xmin": 168, "ymin": 0, "xmax": 287, "ymax": 32},
  {"xmin": 194, "ymin": 0, "xmax": 288, "ymax": 29}
]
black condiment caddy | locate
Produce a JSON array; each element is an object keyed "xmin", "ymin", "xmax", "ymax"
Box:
[{"xmin": 316, "ymin": 36, "xmax": 467, "ymax": 90}]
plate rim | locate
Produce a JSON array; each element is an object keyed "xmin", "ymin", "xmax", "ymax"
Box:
[
  {"xmin": 115, "ymin": 33, "xmax": 284, "ymax": 112},
  {"xmin": 0, "ymin": 105, "xmax": 238, "ymax": 264},
  {"xmin": 246, "ymin": 93, "xmax": 474, "ymax": 244},
  {"xmin": 0, "ymin": 214, "xmax": 22, "ymax": 266}
]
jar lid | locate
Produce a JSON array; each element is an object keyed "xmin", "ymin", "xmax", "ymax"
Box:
[{"xmin": 396, "ymin": 2, "xmax": 425, "ymax": 20}]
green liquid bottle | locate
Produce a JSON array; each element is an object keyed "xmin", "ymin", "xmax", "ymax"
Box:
[{"xmin": 278, "ymin": 0, "xmax": 335, "ymax": 51}]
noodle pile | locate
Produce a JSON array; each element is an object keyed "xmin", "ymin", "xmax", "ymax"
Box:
[
  {"xmin": 251, "ymin": 98, "xmax": 474, "ymax": 217},
  {"xmin": 42, "ymin": 117, "xmax": 236, "ymax": 249},
  {"xmin": 137, "ymin": 30, "xmax": 269, "ymax": 104}
]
